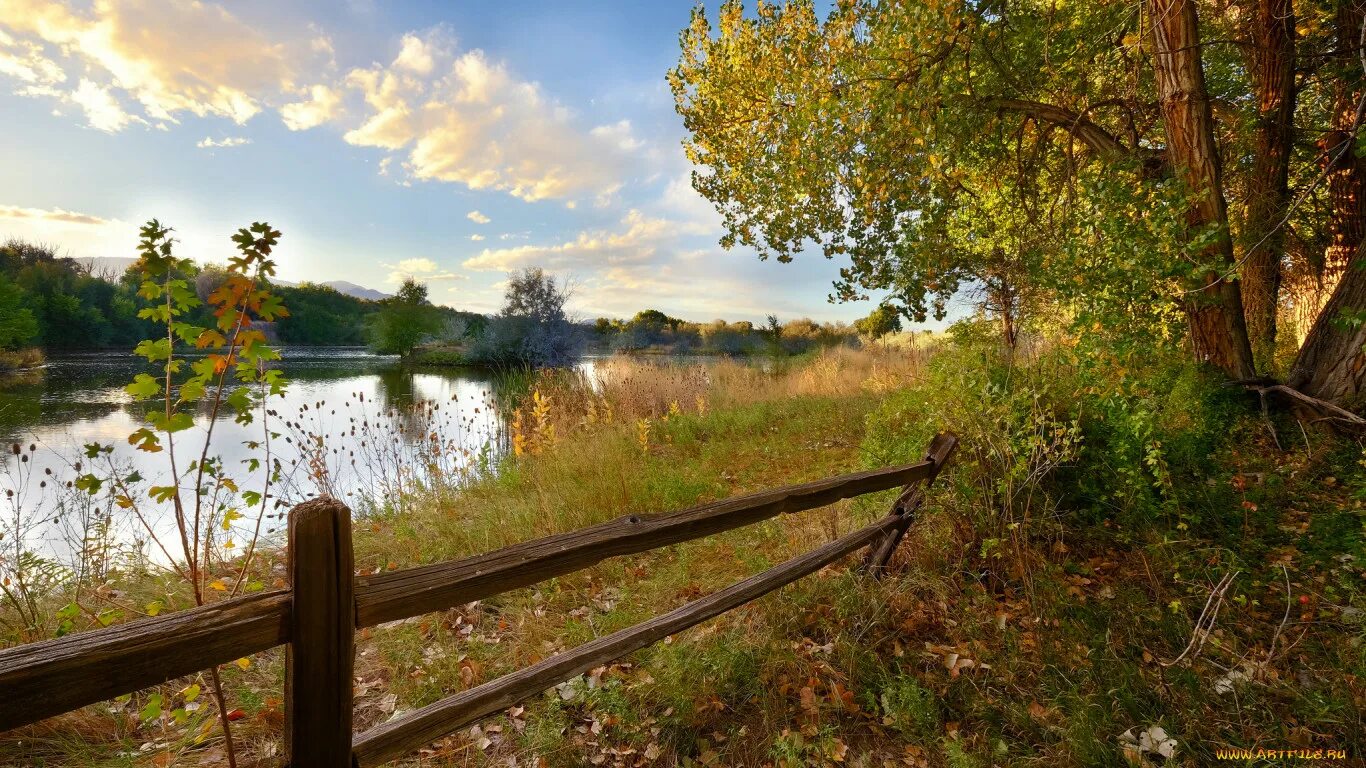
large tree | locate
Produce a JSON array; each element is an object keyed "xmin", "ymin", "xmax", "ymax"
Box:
[
  {"xmin": 1238, "ymin": 0, "xmax": 1298, "ymax": 371},
  {"xmin": 672, "ymin": 0, "xmax": 1365, "ymax": 405},
  {"xmin": 1148, "ymin": 0, "xmax": 1256, "ymax": 379},
  {"xmin": 1286, "ymin": 0, "xmax": 1366, "ymax": 401}
]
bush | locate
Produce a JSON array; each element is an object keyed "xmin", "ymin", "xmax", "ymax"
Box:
[{"xmin": 861, "ymin": 330, "xmax": 1245, "ymax": 571}]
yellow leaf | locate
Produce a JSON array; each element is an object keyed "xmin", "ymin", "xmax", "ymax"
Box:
[
  {"xmin": 209, "ymin": 579, "xmax": 227, "ymax": 591},
  {"xmin": 145, "ymin": 600, "xmax": 163, "ymax": 617},
  {"xmin": 235, "ymin": 657, "xmax": 251, "ymax": 670}
]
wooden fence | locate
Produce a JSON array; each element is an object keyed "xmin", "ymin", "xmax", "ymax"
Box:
[{"xmin": 0, "ymin": 434, "xmax": 957, "ymax": 767}]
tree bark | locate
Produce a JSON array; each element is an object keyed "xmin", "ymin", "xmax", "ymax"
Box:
[
  {"xmin": 1286, "ymin": 250, "xmax": 1365, "ymax": 403},
  {"xmin": 1321, "ymin": 1, "xmax": 1365, "ymax": 280},
  {"xmin": 1287, "ymin": 2, "xmax": 1366, "ymax": 404},
  {"xmin": 1240, "ymin": 0, "xmax": 1297, "ymax": 372},
  {"xmin": 1149, "ymin": 0, "xmax": 1258, "ymax": 379}
]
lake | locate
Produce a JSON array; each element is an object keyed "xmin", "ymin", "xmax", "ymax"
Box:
[{"xmin": 0, "ymin": 347, "xmax": 539, "ymax": 569}]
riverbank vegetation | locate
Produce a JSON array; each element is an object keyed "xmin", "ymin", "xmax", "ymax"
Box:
[{"xmin": 585, "ymin": 310, "xmax": 875, "ymax": 357}]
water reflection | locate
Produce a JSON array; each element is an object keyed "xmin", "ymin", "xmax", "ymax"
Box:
[{"xmin": 0, "ymin": 348, "xmax": 523, "ymax": 565}]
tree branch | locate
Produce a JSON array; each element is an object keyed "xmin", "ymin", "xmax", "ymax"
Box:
[{"xmin": 985, "ymin": 97, "xmax": 1167, "ymax": 174}]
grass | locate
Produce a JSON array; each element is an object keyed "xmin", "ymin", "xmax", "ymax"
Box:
[
  {"xmin": 2, "ymin": 345, "xmax": 1363, "ymax": 767},
  {"xmin": 0, "ymin": 346, "xmax": 45, "ymax": 372}
]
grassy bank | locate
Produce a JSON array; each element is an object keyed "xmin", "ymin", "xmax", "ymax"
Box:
[
  {"xmin": 0, "ymin": 347, "xmax": 44, "ymax": 372},
  {"xmin": 2, "ymin": 344, "xmax": 1362, "ymax": 767}
]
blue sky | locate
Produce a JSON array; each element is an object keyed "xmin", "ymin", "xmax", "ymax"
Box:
[{"xmin": 0, "ymin": 0, "xmax": 884, "ymax": 323}]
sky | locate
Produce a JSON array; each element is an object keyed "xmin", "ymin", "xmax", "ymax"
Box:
[{"xmin": 0, "ymin": 0, "xmax": 890, "ymax": 324}]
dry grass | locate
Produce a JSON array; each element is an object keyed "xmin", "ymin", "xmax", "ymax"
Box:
[{"xmin": 512, "ymin": 346, "xmax": 934, "ymax": 443}]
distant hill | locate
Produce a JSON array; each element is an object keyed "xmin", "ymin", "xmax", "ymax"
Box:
[
  {"xmin": 75, "ymin": 256, "xmax": 137, "ymax": 276},
  {"xmin": 319, "ymin": 281, "xmax": 390, "ymax": 301},
  {"xmin": 72, "ymin": 257, "xmax": 391, "ymax": 301}
]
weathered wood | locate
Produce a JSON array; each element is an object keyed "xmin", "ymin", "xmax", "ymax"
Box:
[
  {"xmin": 864, "ymin": 433, "xmax": 958, "ymax": 572},
  {"xmin": 352, "ymin": 511, "xmax": 902, "ymax": 767},
  {"xmin": 0, "ymin": 590, "xmax": 290, "ymax": 732},
  {"xmin": 284, "ymin": 497, "xmax": 356, "ymax": 768},
  {"xmin": 354, "ymin": 459, "xmax": 935, "ymax": 627}
]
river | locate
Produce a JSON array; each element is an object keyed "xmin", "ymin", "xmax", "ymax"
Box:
[{"xmin": 0, "ymin": 347, "xmax": 542, "ymax": 569}]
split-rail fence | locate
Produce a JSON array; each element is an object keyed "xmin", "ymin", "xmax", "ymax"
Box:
[{"xmin": 0, "ymin": 433, "xmax": 957, "ymax": 767}]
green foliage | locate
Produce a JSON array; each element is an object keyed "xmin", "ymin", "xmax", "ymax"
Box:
[
  {"xmin": 0, "ymin": 239, "xmax": 150, "ymax": 350},
  {"xmin": 854, "ymin": 304, "xmax": 901, "ymax": 341},
  {"xmin": 670, "ymin": 0, "xmax": 1355, "ymax": 372},
  {"xmin": 860, "ymin": 331, "xmax": 1258, "ymax": 564},
  {"xmin": 370, "ymin": 278, "xmax": 443, "ymax": 358},
  {"xmin": 669, "ymin": 0, "xmax": 1169, "ymax": 337},
  {"xmin": 0, "ymin": 273, "xmax": 37, "ymax": 349},
  {"xmin": 863, "ymin": 338, "xmax": 1083, "ymax": 549},
  {"xmin": 274, "ymin": 282, "xmax": 375, "ymax": 344}
]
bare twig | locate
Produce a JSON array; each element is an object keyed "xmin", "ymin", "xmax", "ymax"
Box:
[{"xmin": 1162, "ymin": 570, "xmax": 1239, "ymax": 667}]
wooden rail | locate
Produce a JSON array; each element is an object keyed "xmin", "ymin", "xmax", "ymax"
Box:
[{"xmin": 0, "ymin": 433, "xmax": 957, "ymax": 767}]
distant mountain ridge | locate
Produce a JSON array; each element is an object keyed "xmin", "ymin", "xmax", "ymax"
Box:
[
  {"xmin": 73, "ymin": 257, "xmax": 391, "ymax": 300},
  {"xmin": 312, "ymin": 281, "xmax": 390, "ymax": 301}
]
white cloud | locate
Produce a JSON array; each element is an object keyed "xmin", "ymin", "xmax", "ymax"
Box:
[
  {"xmin": 1, "ymin": 8, "xmax": 648, "ymax": 206},
  {"xmin": 339, "ymin": 38, "xmax": 645, "ymax": 202},
  {"xmin": 382, "ymin": 256, "xmax": 464, "ymax": 284},
  {"xmin": 590, "ymin": 120, "xmax": 644, "ymax": 152},
  {"xmin": 462, "ymin": 209, "xmax": 672, "ymax": 272},
  {"xmin": 469, "ymin": 234, "xmax": 484, "ymax": 241},
  {"xmin": 392, "ymin": 32, "xmax": 441, "ymax": 75},
  {"xmin": 196, "ymin": 136, "xmax": 251, "ymax": 149},
  {"xmin": 466, "ymin": 210, "xmax": 490, "ymax": 224},
  {"xmin": 0, "ymin": 0, "xmax": 331, "ymax": 127},
  {"xmin": 0, "ymin": 202, "xmax": 140, "ymax": 260},
  {"xmin": 0, "ymin": 203, "xmax": 112, "ymax": 226},
  {"xmin": 70, "ymin": 78, "xmax": 136, "ymax": 131},
  {"xmin": 0, "ymin": 28, "xmax": 63, "ymax": 84},
  {"xmin": 280, "ymin": 84, "xmax": 342, "ymax": 131}
]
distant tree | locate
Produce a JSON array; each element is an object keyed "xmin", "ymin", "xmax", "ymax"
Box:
[
  {"xmin": 371, "ymin": 278, "xmax": 442, "ymax": 358},
  {"xmin": 617, "ymin": 309, "xmax": 681, "ymax": 349},
  {"xmin": 503, "ymin": 267, "xmax": 569, "ymax": 324},
  {"xmin": 470, "ymin": 268, "xmax": 582, "ymax": 367},
  {"xmin": 761, "ymin": 314, "xmax": 783, "ymax": 357},
  {"xmin": 0, "ymin": 274, "xmax": 37, "ymax": 349},
  {"xmin": 855, "ymin": 305, "xmax": 902, "ymax": 341},
  {"xmin": 194, "ymin": 264, "xmax": 230, "ymax": 303},
  {"xmin": 593, "ymin": 317, "xmax": 617, "ymax": 337}
]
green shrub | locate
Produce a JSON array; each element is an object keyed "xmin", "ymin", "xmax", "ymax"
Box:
[{"xmin": 861, "ymin": 335, "xmax": 1247, "ymax": 557}]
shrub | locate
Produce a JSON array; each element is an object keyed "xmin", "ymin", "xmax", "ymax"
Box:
[
  {"xmin": 465, "ymin": 268, "xmax": 583, "ymax": 368},
  {"xmin": 861, "ymin": 330, "xmax": 1245, "ymax": 572}
]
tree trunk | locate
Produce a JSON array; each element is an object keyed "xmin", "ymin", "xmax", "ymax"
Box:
[
  {"xmin": 1321, "ymin": 1, "xmax": 1365, "ymax": 280},
  {"xmin": 1240, "ymin": 0, "xmax": 1297, "ymax": 372},
  {"xmin": 1287, "ymin": 2, "xmax": 1366, "ymax": 404},
  {"xmin": 1149, "ymin": 0, "xmax": 1258, "ymax": 379},
  {"xmin": 1286, "ymin": 250, "xmax": 1365, "ymax": 403}
]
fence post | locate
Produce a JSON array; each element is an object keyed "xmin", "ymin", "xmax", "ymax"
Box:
[
  {"xmin": 863, "ymin": 433, "xmax": 958, "ymax": 574},
  {"xmin": 285, "ymin": 498, "xmax": 356, "ymax": 767}
]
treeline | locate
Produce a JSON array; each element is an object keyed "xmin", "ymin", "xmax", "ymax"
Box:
[
  {"xmin": 591, "ymin": 307, "xmax": 902, "ymax": 356},
  {"xmin": 0, "ymin": 239, "xmax": 906, "ymax": 369},
  {"xmin": 0, "ymin": 240, "xmax": 145, "ymax": 350},
  {"xmin": 0, "ymin": 239, "xmax": 482, "ymax": 353}
]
